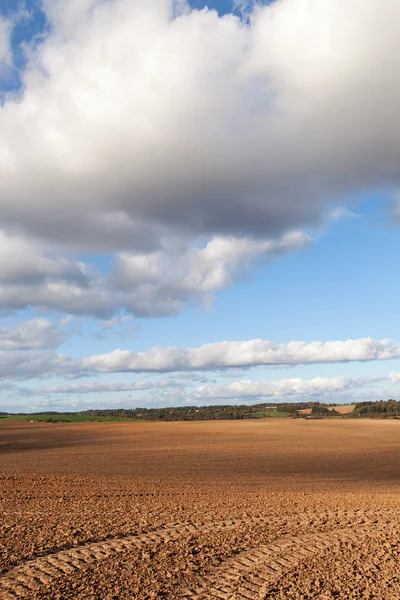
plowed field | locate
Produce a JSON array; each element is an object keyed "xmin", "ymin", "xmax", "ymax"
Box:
[{"xmin": 1, "ymin": 419, "xmax": 400, "ymax": 599}]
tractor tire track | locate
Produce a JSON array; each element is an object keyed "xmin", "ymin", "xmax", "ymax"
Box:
[
  {"xmin": 181, "ymin": 515, "xmax": 395, "ymax": 600},
  {"xmin": 0, "ymin": 509, "xmax": 386, "ymax": 599},
  {"xmin": 0, "ymin": 515, "xmax": 274, "ymax": 599}
]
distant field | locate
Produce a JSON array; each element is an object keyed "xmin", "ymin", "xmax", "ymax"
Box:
[
  {"xmin": 251, "ymin": 410, "xmax": 290, "ymax": 418},
  {"xmin": 332, "ymin": 404, "xmax": 355, "ymax": 414},
  {"xmin": 298, "ymin": 405, "xmax": 355, "ymax": 416},
  {"xmin": 0, "ymin": 404, "xmax": 366, "ymax": 424},
  {"xmin": 0, "ymin": 414, "xmax": 137, "ymax": 423}
]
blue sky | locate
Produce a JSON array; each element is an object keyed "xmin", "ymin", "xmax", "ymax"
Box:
[{"xmin": 1, "ymin": 0, "xmax": 400, "ymax": 411}]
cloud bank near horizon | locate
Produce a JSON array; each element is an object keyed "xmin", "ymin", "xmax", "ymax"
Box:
[
  {"xmin": 191, "ymin": 375, "xmax": 381, "ymax": 401},
  {"xmin": 4, "ymin": 372, "xmax": 400, "ymax": 414}
]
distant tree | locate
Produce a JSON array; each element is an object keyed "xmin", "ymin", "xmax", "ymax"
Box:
[{"xmin": 311, "ymin": 405, "xmax": 330, "ymax": 415}]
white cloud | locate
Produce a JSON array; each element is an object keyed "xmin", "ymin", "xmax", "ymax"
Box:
[
  {"xmin": 329, "ymin": 207, "xmax": 360, "ymax": 221},
  {"xmin": 388, "ymin": 372, "xmax": 400, "ymax": 384},
  {"xmin": 191, "ymin": 375, "xmax": 378, "ymax": 401},
  {"xmin": 101, "ymin": 316, "xmax": 131, "ymax": 329},
  {"xmin": 1, "ymin": 337, "xmax": 400, "ymax": 382},
  {"xmin": 112, "ymin": 231, "xmax": 310, "ymax": 314},
  {"xmin": 0, "ymin": 319, "xmax": 64, "ymax": 350},
  {"xmin": 82, "ymin": 337, "xmax": 400, "ymax": 373}
]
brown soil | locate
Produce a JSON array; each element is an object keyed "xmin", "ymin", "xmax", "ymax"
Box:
[
  {"xmin": 330, "ymin": 405, "xmax": 355, "ymax": 414},
  {"xmin": 298, "ymin": 405, "xmax": 354, "ymax": 415},
  {"xmin": 1, "ymin": 419, "xmax": 400, "ymax": 599}
]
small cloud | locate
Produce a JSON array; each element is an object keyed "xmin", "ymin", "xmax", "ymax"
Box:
[
  {"xmin": 329, "ymin": 207, "xmax": 361, "ymax": 222},
  {"xmin": 233, "ymin": 0, "xmax": 255, "ymax": 22},
  {"xmin": 60, "ymin": 315, "xmax": 75, "ymax": 327},
  {"xmin": 389, "ymin": 371, "xmax": 400, "ymax": 384},
  {"xmin": 0, "ymin": 318, "xmax": 65, "ymax": 351},
  {"xmin": 101, "ymin": 315, "xmax": 131, "ymax": 330}
]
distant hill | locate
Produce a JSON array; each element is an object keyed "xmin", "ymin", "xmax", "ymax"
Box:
[{"xmin": 2, "ymin": 400, "xmax": 399, "ymax": 422}]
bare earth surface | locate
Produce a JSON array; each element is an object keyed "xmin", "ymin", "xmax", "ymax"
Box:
[{"xmin": 0, "ymin": 419, "xmax": 400, "ymax": 599}]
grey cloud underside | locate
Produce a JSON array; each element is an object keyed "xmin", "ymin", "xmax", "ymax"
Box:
[
  {"xmin": 1, "ymin": 0, "xmax": 400, "ymax": 253},
  {"xmin": 0, "ymin": 231, "xmax": 308, "ymax": 317}
]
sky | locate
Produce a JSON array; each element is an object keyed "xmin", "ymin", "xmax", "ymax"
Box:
[{"xmin": 0, "ymin": 0, "xmax": 400, "ymax": 412}]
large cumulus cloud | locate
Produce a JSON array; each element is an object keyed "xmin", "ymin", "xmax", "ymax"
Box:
[
  {"xmin": 0, "ymin": 0, "xmax": 399, "ymax": 321},
  {"xmin": 0, "ymin": 318, "xmax": 64, "ymax": 350},
  {"xmin": 2, "ymin": 0, "xmax": 400, "ymax": 248}
]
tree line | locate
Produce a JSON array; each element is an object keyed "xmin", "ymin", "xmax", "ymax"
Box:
[
  {"xmin": 352, "ymin": 400, "xmax": 400, "ymax": 417},
  {"xmin": 4, "ymin": 400, "xmax": 400, "ymax": 421}
]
